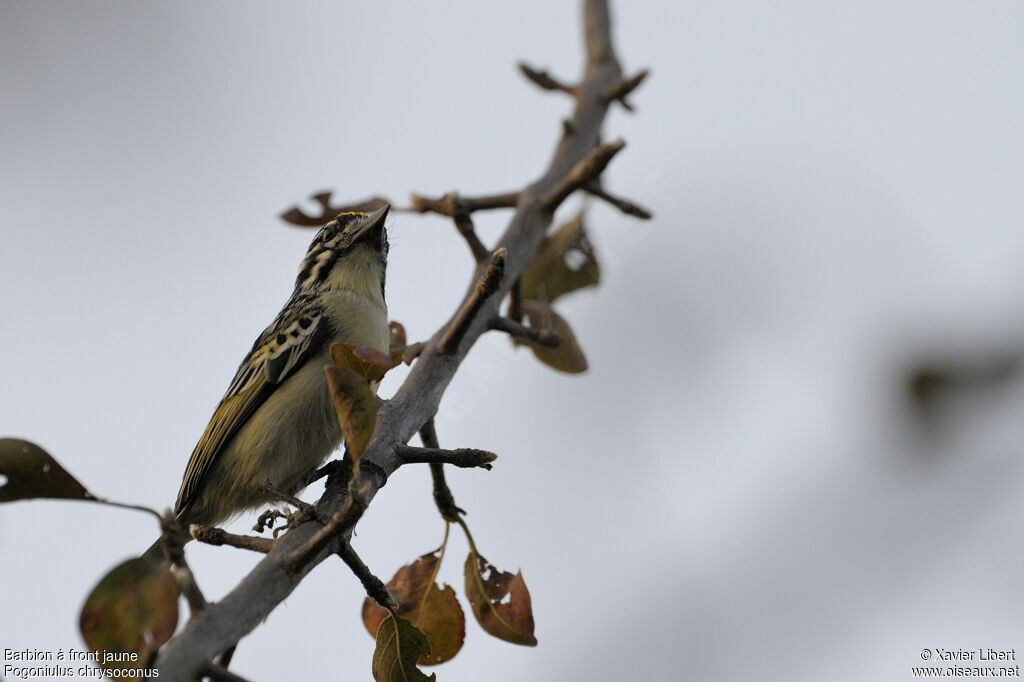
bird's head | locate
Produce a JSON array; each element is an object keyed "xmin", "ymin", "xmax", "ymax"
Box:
[{"xmin": 295, "ymin": 204, "xmax": 390, "ymax": 302}]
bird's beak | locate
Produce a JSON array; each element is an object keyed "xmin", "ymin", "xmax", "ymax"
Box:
[{"xmin": 353, "ymin": 204, "xmax": 390, "ymax": 243}]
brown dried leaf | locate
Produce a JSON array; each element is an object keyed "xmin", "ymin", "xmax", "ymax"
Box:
[
  {"xmin": 79, "ymin": 558, "xmax": 180, "ymax": 665},
  {"xmin": 0, "ymin": 438, "xmax": 93, "ymax": 503},
  {"xmin": 372, "ymin": 613, "xmax": 437, "ymax": 682},
  {"xmin": 363, "ymin": 550, "xmax": 466, "ymax": 665},
  {"xmin": 330, "ymin": 342, "xmax": 393, "ymax": 383},
  {"xmin": 464, "ymin": 551, "xmax": 537, "ymax": 646},
  {"xmin": 522, "ymin": 300, "xmax": 588, "ymax": 374},
  {"xmin": 522, "ymin": 211, "xmax": 600, "ymax": 303},
  {"xmin": 324, "ymin": 366, "xmax": 377, "ymax": 461},
  {"xmin": 389, "ymin": 321, "xmax": 407, "ymax": 349}
]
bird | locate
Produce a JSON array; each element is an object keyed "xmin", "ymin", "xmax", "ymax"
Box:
[{"xmin": 144, "ymin": 205, "xmax": 391, "ymax": 561}]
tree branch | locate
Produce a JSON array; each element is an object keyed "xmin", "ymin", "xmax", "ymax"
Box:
[
  {"xmin": 489, "ymin": 315, "xmax": 561, "ymax": 347},
  {"xmin": 395, "ymin": 444, "xmax": 497, "ymax": 469},
  {"xmin": 604, "ymin": 69, "xmax": 649, "ymax": 111},
  {"xmin": 542, "ymin": 138, "xmax": 626, "ymax": 211},
  {"xmin": 584, "ymin": 182, "xmax": 653, "ymax": 219},
  {"xmin": 439, "ymin": 248, "xmax": 507, "ymax": 354},
  {"xmin": 517, "ymin": 62, "xmax": 578, "ymax": 95},
  {"xmin": 155, "ymin": 2, "xmax": 638, "ymax": 678},
  {"xmin": 409, "ymin": 190, "xmax": 519, "ymax": 217},
  {"xmin": 453, "ymin": 210, "xmax": 491, "ymax": 263},
  {"xmin": 421, "ymin": 419, "xmax": 465, "ymax": 522},
  {"xmin": 191, "ymin": 526, "xmax": 275, "ymax": 554}
]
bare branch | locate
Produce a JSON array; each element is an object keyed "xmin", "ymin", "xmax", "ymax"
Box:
[
  {"xmin": 400, "ymin": 341, "xmax": 425, "ymax": 365},
  {"xmin": 280, "ymin": 193, "xmax": 391, "ymax": 227},
  {"xmin": 409, "ymin": 191, "xmax": 519, "ymax": 217},
  {"xmin": 585, "ymin": 182, "xmax": 653, "ymax": 219},
  {"xmin": 489, "ymin": 315, "xmax": 561, "ymax": 348},
  {"xmin": 421, "ymin": 420, "xmax": 465, "ymax": 522},
  {"xmin": 604, "ymin": 69, "xmax": 649, "ymax": 110},
  {"xmin": 453, "ymin": 210, "xmax": 491, "ymax": 262},
  {"xmin": 517, "ymin": 62, "xmax": 578, "ymax": 95},
  {"xmin": 191, "ymin": 525, "xmax": 275, "ymax": 554},
  {"xmin": 174, "ymin": 564, "xmax": 207, "ymax": 615},
  {"xmin": 508, "ymin": 279, "xmax": 524, "ymax": 323},
  {"xmin": 439, "ymin": 248, "xmax": 507, "ymax": 354},
  {"xmin": 395, "ymin": 444, "xmax": 497, "ymax": 469},
  {"xmin": 543, "ymin": 139, "xmax": 626, "ymax": 211},
  {"xmin": 283, "ymin": 484, "xmax": 367, "ymax": 570},
  {"xmin": 337, "ymin": 542, "xmax": 398, "ymax": 610}
]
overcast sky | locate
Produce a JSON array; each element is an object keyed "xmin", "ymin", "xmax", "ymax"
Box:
[{"xmin": 3, "ymin": 2, "xmax": 1024, "ymax": 681}]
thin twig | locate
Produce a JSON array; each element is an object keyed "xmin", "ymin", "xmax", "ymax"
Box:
[
  {"xmin": 584, "ymin": 183, "xmax": 653, "ymax": 219},
  {"xmin": 420, "ymin": 420, "xmax": 465, "ymax": 522},
  {"xmin": 155, "ymin": 511, "xmax": 207, "ymax": 614},
  {"xmin": 453, "ymin": 210, "xmax": 492, "ymax": 262},
  {"xmin": 543, "ymin": 139, "xmax": 626, "ymax": 211},
  {"xmin": 489, "ymin": 315, "xmax": 561, "ymax": 347},
  {"xmin": 517, "ymin": 62, "xmax": 579, "ymax": 95},
  {"xmin": 337, "ymin": 542, "xmax": 398, "ymax": 610},
  {"xmin": 283, "ymin": 486, "xmax": 367, "ymax": 569},
  {"xmin": 438, "ymin": 248, "xmax": 507, "ymax": 354},
  {"xmin": 191, "ymin": 526, "xmax": 275, "ymax": 554},
  {"xmin": 508, "ymin": 279, "xmax": 524, "ymax": 324},
  {"xmin": 604, "ymin": 69, "xmax": 649, "ymax": 110},
  {"xmin": 174, "ymin": 565, "xmax": 208, "ymax": 616},
  {"xmin": 409, "ymin": 191, "xmax": 520, "ymax": 216},
  {"xmin": 399, "ymin": 341, "xmax": 425, "ymax": 365},
  {"xmin": 395, "ymin": 444, "xmax": 497, "ymax": 469}
]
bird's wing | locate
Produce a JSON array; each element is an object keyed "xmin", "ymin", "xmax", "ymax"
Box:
[{"xmin": 174, "ymin": 292, "xmax": 328, "ymax": 516}]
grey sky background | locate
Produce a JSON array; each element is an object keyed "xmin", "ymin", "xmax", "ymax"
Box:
[{"xmin": 3, "ymin": 1, "xmax": 1024, "ymax": 680}]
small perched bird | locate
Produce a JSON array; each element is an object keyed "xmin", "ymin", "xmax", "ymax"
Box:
[{"xmin": 145, "ymin": 206, "xmax": 390, "ymax": 559}]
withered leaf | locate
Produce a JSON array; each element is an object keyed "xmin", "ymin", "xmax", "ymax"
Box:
[
  {"xmin": 522, "ymin": 300, "xmax": 588, "ymax": 374},
  {"xmin": 372, "ymin": 613, "xmax": 437, "ymax": 682},
  {"xmin": 330, "ymin": 342, "xmax": 393, "ymax": 383},
  {"xmin": 522, "ymin": 211, "xmax": 600, "ymax": 303},
  {"xmin": 324, "ymin": 366, "xmax": 378, "ymax": 461},
  {"xmin": 389, "ymin": 321, "xmax": 407, "ymax": 349},
  {"xmin": 0, "ymin": 438, "xmax": 93, "ymax": 503},
  {"xmin": 363, "ymin": 550, "xmax": 466, "ymax": 666},
  {"xmin": 464, "ymin": 551, "xmax": 537, "ymax": 646},
  {"xmin": 79, "ymin": 558, "xmax": 180, "ymax": 665}
]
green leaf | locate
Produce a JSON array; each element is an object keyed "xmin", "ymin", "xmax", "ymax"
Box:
[
  {"xmin": 79, "ymin": 558, "xmax": 180, "ymax": 665},
  {"xmin": 522, "ymin": 300, "xmax": 588, "ymax": 374},
  {"xmin": 331, "ymin": 342, "xmax": 393, "ymax": 383},
  {"xmin": 0, "ymin": 438, "xmax": 93, "ymax": 503},
  {"xmin": 325, "ymin": 366, "xmax": 378, "ymax": 461},
  {"xmin": 372, "ymin": 613, "xmax": 437, "ymax": 682},
  {"xmin": 464, "ymin": 551, "xmax": 537, "ymax": 646},
  {"xmin": 522, "ymin": 211, "xmax": 600, "ymax": 303},
  {"xmin": 363, "ymin": 550, "xmax": 466, "ymax": 665}
]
